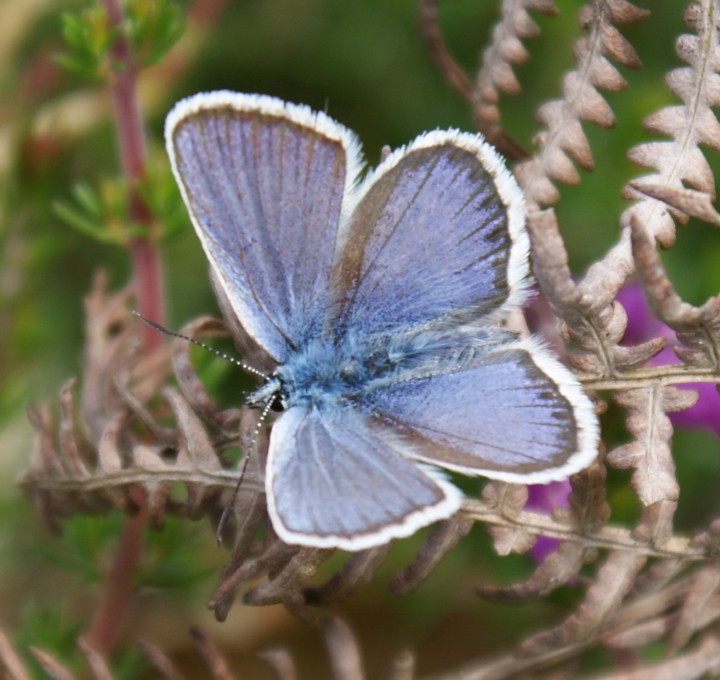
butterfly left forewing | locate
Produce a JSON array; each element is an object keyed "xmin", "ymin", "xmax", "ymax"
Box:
[
  {"xmin": 329, "ymin": 130, "xmax": 528, "ymax": 337},
  {"xmin": 166, "ymin": 91, "xmax": 362, "ymax": 362}
]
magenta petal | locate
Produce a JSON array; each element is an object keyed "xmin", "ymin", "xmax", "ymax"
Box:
[
  {"xmin": 617, "ymin": 283, "xmax": 666, "ymax": 345},
  {"xmin": 618, "ymin": 284, "xmax": 719, "ymax": 438},
  {"xmin": 525, "ymin": 480, "xmax": 571, "ymax": 562},
  {"xmin": 526, "ymin": 480, "xmax": 571, "ymax": 513},
  {"xmin": 669, "ymin": 383, "xmax": 720, "ymax": 437}
]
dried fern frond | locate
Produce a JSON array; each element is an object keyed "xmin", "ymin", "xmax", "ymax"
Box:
[
  {"xmin": 515, "ymin": 0, "xmax": 649, "ymax": 206},
  {"xmin": 581, "ymin": 0, "xmax": 720, "ymax": 306},
  {"xmin": 524, "ymin": 2, "xmax": 720, "ymax": 382},
  {"xmin": 420, "ymin": 0, "xmax": 559, "ymax": 158},
  {"xmin": 632, "ymin": 218, "xmax": 720, "ymax": 373},
  {"xmin": 527, "ymin": 209, "xmax": 665, "ymax": 378},
  {"xmin": 516, "ymin": 0, "xmax": 653, "ymax": 382},
  {"xmin": 471, "ymin": 571, "xmax": 720, "ymax": 679},
  {"xmin": 608, "ymin": 385, "xmax": 692, "ymax": 542},
  {"xmin": 0, "ymin": 619, "xmax": 377, "ymax": 680},
  {"xmin": 22, "ymin": 276, "xmax": 238, "ymax": 531},
  {"xmin": 625, "ymin": 1, "xmax": 720, "ymax": 243}
]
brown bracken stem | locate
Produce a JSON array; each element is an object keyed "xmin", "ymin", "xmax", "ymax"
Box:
[
  {"xmin": 418, "ymin": 0, "xmax": 474, "ymax": 102},
  {"xmin": 417, "ymin": 0, "xmax": 527, "ymax": 161}
]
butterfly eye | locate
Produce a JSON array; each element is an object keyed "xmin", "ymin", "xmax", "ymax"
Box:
[
  {"xmin": 265, "ymin": 373, "xmax": 289, "ymax": 412},
  {"xmin": 339, "ymin": 357, "xmax": 360, "ymax": 378},
  {"xmin": 246, "ymin": 373, "xmax": 289, "ymax": 412},
  {"xmin": 270, "ymin": 393, "xmax": 286, "ymax": 412}
]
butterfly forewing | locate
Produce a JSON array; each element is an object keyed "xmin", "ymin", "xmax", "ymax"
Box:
[
  {"xmin": 166, "ymin": 92, "xmax": 359, "ymax": 361},
  {"xmin": 330, "ymin": 132, "xmax": 528, "ymax": 337}
]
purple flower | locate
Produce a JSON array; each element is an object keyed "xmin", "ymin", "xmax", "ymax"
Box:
[
  {"xmin": 617, "ymin": 282, "xmax": 720, "ymax": 437},
  {"xmin": 525, "ymin": 480, "xmax": 571, "ymax": 562},
  {"xmin": 524, "ymin": 282, "xmax": 719, "ymax": 565}
]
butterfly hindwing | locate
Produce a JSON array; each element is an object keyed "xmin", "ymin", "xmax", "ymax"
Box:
[
  {"xmin": 362, "ymin": 336, "xmax": 598, "ymax": 483},
  {"xmin": 266, "ymin": 406, "xmax": 461, "ymax": 550}
]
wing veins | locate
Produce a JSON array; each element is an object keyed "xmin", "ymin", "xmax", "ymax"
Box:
[
  {"xmin": 348, "ymin": 154, "xmax": 442, "ymax": 309},
  {"xmin": 381, "ymin": 414, "xmax": 549, "ymax": 463}
]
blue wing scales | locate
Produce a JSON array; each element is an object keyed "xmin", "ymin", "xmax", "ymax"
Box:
[
  {"xmin": 166, "ymin": 91, "xmax": 361, "ymax": 361},
  {"xmin": 362, "ymin": 338, "xmax": 598, "ymax": 484},
  {"xmin": 331, "ymin": 131, "xmax": 528, "ymax": 337},
  {"xmin": 267, "ymin": 407, "xmax": 461, "ymax": 550}
]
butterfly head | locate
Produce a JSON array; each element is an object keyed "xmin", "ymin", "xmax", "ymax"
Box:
[{"xmin": 248, "ymin": 373, "xmax": 289, "ymax": 413}]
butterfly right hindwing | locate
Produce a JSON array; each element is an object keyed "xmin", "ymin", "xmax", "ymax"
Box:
[{"xmin": 266, "ymin": 406, "xmax": 461, "ymax": 551}]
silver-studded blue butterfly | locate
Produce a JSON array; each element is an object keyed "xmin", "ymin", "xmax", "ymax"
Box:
[{"xmin": 165, "ymin": 91, "xmax": 598, "ymax": 551}]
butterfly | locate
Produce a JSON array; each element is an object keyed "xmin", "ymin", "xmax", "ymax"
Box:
[{"xmin": 165, "ymin": 91, "xmax": 598, "ymax": 551}]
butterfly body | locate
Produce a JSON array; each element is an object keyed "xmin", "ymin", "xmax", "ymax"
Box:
[
  {"xmin": 165, "ymin": 91, "xmax": 599, "ymax": 551},
  {"xmin": 251, "ymin": 318, "xmax": 512, "ymax": 411}
]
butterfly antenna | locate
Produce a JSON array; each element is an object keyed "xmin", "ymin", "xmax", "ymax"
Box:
[
  {"xmin": 131, "ymin": 312, "xmax": 276, "ymax": 544},
  {"xmin": 131, "ymin": 310, "xmax": 267, "ymax": 379},
  {"xmin": 215, "ymin": 396, "xmax": 276, "ymax": 544}
]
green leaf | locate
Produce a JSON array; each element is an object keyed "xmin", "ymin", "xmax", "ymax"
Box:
[
  {"xmin": 53, "ymin": 198, "xmax": 126, "ymax": 245},
  {"xmin": 30, "ymin": 514, "xmax": 125, "ymax": 584},
  {"xmin": 124, "ymin": 0, "xmax": 185, "ymax": 68},
  {"xmin": 137, "ymin": 516, "xmax": 215, "ymax": 591},
  {"xmin": 137, "ymin": 150, "xmax": 190, "ymax": 240},
  {"xmin": 55, "ymin": 7, "xmax": 117, "ymax": 79},
  {"xmin": 13, "ymin": 605, "xmax": 83, "ymax": 678},
  {"xmin": 53, "ymin": 155, "xmax": 189, "ymax": 248}
]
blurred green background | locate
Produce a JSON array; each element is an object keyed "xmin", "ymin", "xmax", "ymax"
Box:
[{"xmin": 1, "ymin": 0, "xmax": 719, "ymax": 677}]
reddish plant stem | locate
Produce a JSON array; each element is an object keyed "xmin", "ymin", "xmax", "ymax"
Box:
[
  {"xmin": 86, "ymin": 489, "xmax": 148, "ymax": 655},
  {"xmin": 101, "ymin": 0, "xmax": 165, "ymax": 351},
  {"xmin": 85, "ymin": 0, "xmax": 162, "ymax": 654},
  {"xmin": 418, "ymin": 0, "xmax": 473, "ymax": 102}
]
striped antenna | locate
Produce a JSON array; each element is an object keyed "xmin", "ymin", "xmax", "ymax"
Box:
[
  {"xmin": 131, "ymin": 310, "xmax": 267, "ymax": 379},
  {"xmin": 132, "ymin": 310, "xmax": 277, "ymax": 544},
  {"xmin": 215, "ymin": 396, "xmax": 276, "ymax": 544}
]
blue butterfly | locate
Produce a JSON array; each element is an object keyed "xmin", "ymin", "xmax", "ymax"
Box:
[{"xmin": 165, "ymin": 91, "xmax": 598, "ymax": 551}]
